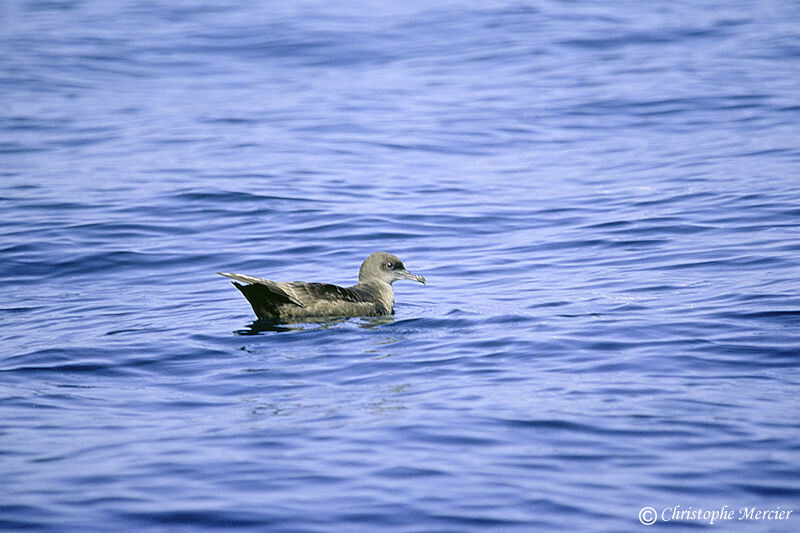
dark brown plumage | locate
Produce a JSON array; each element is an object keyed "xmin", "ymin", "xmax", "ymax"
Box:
[{"xmin": 219, "ymin": 252, "xmax": 426, "ymax": 321}]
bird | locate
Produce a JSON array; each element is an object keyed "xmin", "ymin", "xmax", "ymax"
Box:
[{"xmin": 219, "ymin": 252, "xmax": 426, "ymax": 321}]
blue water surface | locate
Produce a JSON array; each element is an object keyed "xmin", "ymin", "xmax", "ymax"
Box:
[{"xmin": 2, "ymin": 1, "xmax": 800, "ymax": 531}]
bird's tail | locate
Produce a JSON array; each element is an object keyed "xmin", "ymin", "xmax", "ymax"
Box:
[{"xmin": 217, "ymin": 272, "xmax": 272, "ymax": 285}]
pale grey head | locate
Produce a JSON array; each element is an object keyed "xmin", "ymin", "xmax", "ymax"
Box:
[{"xmin": 358, "ymin": 252, "xmax": 426, "ymax": 285}]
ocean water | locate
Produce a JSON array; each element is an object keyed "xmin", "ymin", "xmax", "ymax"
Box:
[{"xmin": 2, "ymin": 0, "xmax": 800, "ymax": 531}]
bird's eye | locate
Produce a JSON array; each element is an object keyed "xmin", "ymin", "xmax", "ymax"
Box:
[{"xmin": 386, "ymin": 262, "xmax": 394, "ymax": 269}]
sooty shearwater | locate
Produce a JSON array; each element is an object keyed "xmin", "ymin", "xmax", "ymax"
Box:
[{"xmin": 219, "ymin": 252, "xmax": 426, "ymax": 320}]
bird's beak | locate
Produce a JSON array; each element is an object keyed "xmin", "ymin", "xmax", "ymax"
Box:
[{"xmin": 397, "ymin": 269, "xmax": 426, "ymax": 285}]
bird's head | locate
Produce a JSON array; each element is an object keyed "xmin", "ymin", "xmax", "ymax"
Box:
[{"xmin": 358, "ymin": 252, "xmax": 426, "ymax": 285}]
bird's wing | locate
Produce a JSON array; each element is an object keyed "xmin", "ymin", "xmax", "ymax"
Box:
[
  {"xmin": 218, "ymin": 272, "xmax": 304, "ymax": 307},
  {"xmin": 284, "ymin": 282, "xmax": 373, "ymax": 304},
  {"xmin": 218, "ymin": 274, "xmax": 375, "ymax": 309}
]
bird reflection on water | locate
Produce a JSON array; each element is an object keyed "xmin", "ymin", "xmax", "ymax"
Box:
[{"xmin": 235, "ymin": 315, "xmax": 395, "ymax": 335}]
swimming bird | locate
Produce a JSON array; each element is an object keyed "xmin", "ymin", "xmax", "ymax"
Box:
[{"xmin": 219, "ymin": 252, "xmax": 426, "ymax": 321}]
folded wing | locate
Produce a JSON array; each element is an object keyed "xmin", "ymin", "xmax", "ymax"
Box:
[{"xmin": 218, "ymin": 272, "xmax": 377, "ymax": 320}]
